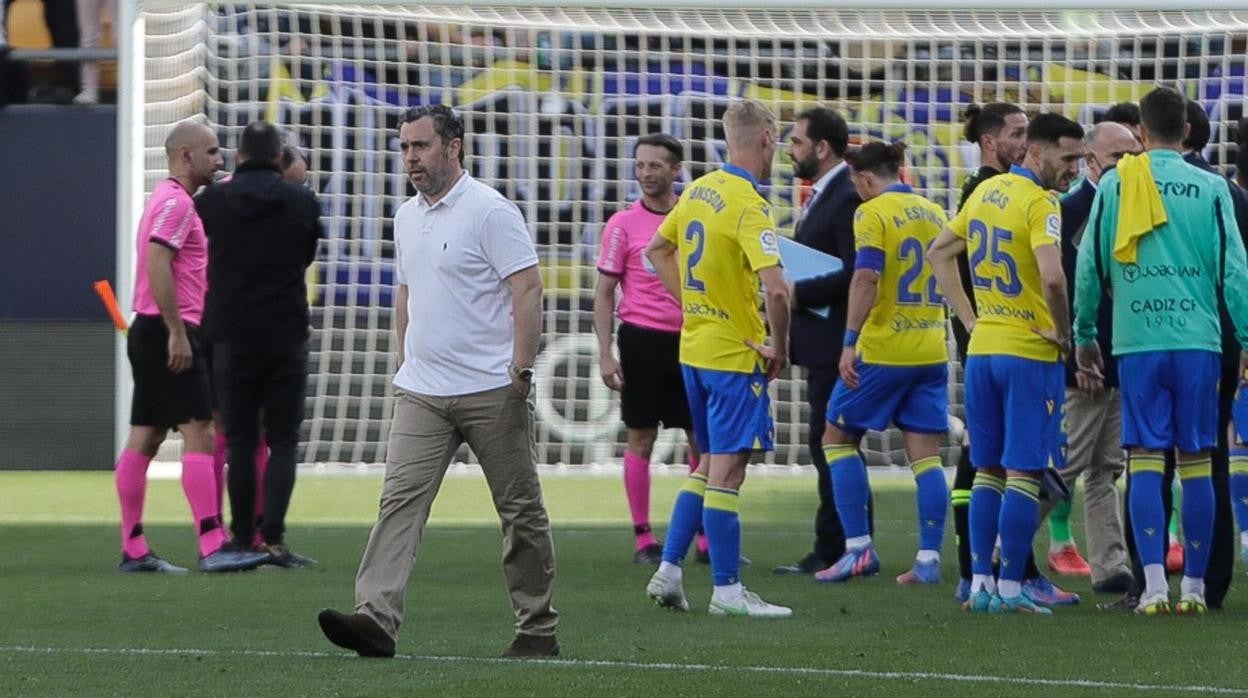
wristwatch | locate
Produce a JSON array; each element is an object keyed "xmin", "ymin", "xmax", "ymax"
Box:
[{"xmin": 512, "ymin": 364, "xmax": 535, "ymax": 381}]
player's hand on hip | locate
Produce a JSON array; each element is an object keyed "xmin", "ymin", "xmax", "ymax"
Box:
[
  {"xmin": 600, "ymin": 354, "xmax": 623, "ymax": 391},
  {"xmin": 1032, "ymin": 326, "xmax": 1070, "ymax": 358},
  {"xmin": 744, "ymin": 338, "xmax": 787, "ymax": 382},
  {"xmin": 167, "ymin": 331, "xmax": 192, "ymax": 374},
  {"xmin": 838, "ymin": 347, "xmax": 860, "ymax": 390}
]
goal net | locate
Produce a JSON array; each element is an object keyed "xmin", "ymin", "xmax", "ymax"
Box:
[{"xmin": 124, "ymin": 3, "xmax": 1248, "ymax": 468}]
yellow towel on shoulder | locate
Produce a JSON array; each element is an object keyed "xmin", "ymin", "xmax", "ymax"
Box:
[{"xmin": 1113, "ymin": 153, "xmax": 1168, "ymax": 263}]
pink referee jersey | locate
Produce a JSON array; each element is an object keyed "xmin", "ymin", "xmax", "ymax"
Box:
[
  {"xmin": 132, "ymin": 179, "xmax": 209, "ymax": 326},
  {"xmin": 596, "ymin": 200, "xmax": 682, "ymax": 333}
]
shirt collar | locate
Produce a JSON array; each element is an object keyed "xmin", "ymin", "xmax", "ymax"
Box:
[
  {"xmin": 1009, "ymin": 164, "xmax": 1044, "ymax": 188},
  {"xmin": 810, "ymin": 160, "xmax": 847, "ymax": 201},
  {"xmin": 722, "ymin": 163, "xmax": 760, "ymax": 191},
  {"xmin": 883, "ymin": 181, "xmax": 913, "ymax": 195},
  {"xmin": 418, "ymin": 171, "xmax": 470, "ymax": 209}
]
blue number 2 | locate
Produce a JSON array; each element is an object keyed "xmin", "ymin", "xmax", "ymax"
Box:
[
  {"xmin": 684, "ymin": 220, "xmax": 706, "ymax": 292},
  {"xmin": 967, "ymin": 220, "xmax": 1022, "ymax": 297},
  {"xmin": 896, "ymin": 237, "xmax": 944, "ymax": 306}
]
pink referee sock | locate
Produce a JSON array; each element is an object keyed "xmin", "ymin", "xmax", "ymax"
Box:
[
  {"xmin": 252, "ymin": 440, "xmax": 269, "ymax": 549},
  {"xmin": 116, "ymin": 449, "xmax": 153, "ymax": 559},
  {"xmin": 624, "ymin": 451, "xmax": 658, "ymax": 550},
  {"xmin": 182, "ymin": 452, "xmax": 227, "ymax": 557}
]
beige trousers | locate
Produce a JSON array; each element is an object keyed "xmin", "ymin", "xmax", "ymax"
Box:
[
  {"xmin": 353, "ymin": 385, "xmax": 557, "ymax": 641},
  {"xmin": 1043, "ymin": 387, "xmax": 1132, "ymax": 584}
]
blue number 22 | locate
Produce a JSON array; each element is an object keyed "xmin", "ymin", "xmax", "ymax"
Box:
[
  {"xmin": 684, "ymin": 220, "xmax": 706, "ymax": 291},
  {"xmin": 897, "ymin": 237, "xmax": 943, "ymax": 305}
]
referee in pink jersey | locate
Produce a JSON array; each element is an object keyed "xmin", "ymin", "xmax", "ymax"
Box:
[
  {"xmin": 593, "ymin": 133, "xmax": 706, "ymax": 565},
  {"xmin": 112, "ymin": 121, "xmax": 270, "ymax": 574}
]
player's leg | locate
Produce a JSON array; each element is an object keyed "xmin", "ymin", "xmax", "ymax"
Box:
[
  {"xmin": 1166, "ymin": 479, "xmax": 1185, "ymax": 574},
  {"xmin": 461, "ymin": 386, "xmax": 559, "ymax": 651},
  {"xmin": 950, "ymin": 428, "xmax": 975, "ymax": 601},
  {"xmin": 1171, "ymin": 350, "xmax": 1221, "ymax": 614},
  {"xmin": 665, "ymin": 355, "xmax": 713, "ymax": 563},
  {"xmin": 623, "ymin": 426, "xmax": 661, "ymax": 561},
  {"xmin": 320, "ymin": 390, "xmax": 461, "ymax": 658},
  {"xmin": 178, "ymin": 418, "xmax": 230, "ymax": 557},
  {"xmin": 252, "ymin": 431, "xmax": 269, "ymax": 550},
  {"xmin": 816, "ymin": 360, "xmax": 906, "ymax": 583},
  {"xmin": 700, "ymin": 368, "xmax": 789, "ymax": 618},
  {"xmin": 258, "ymin": 342, "xmax": 314, "ymax": 566},
  {"xmin": 1045, "ymin": 389, "xmax": 1091, "ymax": 577},
  {"xmin": 647, "ymin": 365, "xmax": 708, "ymax": 611},
  {"xmin": 1118, "ymin": 352, "xmax": 1175, "ymax": 614},
  {"xmin": 117, "ymin": 314, "xmax": 183, "ymax": 572},
  {"xmin": 893, "ymin": 364, "xmax": 950, "ymax": 585},
  {"xmin": 617, "ymin": 322, "xmax": 665, "ymax": 562},
  {"xmin": 963, "ymin": 356, "xmax": 1006, "ymax": 611},
  {"xmin": 1229, "ymin": 394, "xmax": 1248, "ymax": 572}
]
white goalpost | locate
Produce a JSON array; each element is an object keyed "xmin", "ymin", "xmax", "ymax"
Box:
[{"xmin": 115, "ymin": 1, "xmax": 1248, "ymax": 469}]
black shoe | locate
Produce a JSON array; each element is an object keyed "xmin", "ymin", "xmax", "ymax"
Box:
[
  {"xmin": 261, "ymin": 544, "xmax": 318, "ymax": 568},
  {"xmin": 199, "ymin": 543, "xmax": 270, "ymax": 573},
  {"xmin": 771, "ymin": 553, "xmax": 823, "ymax": 576},
  {"xmin": 501, "ymin": 633, "xmax": 559, "ymax": 658},
  {"xmin": 1096, "ymin": 591, "xmax": 1140, "ymax": 612},
  {"xmin": 695, "ymin": 549, "xmax": 751, "ymax": 566},
  {"xmin": 119, "ymin": 552, "xmax": 188, "ymax": 575},
  {"xmin": 1091, "ymin": 572, "xmax": 1134, "ymax": 595},
  {"xmin": 633, "ymin": 543, "xmax": 663, "ymax": 565},
  {"xmin": 318, "ymin": 609, "xmax": 395, "ymax": 658}
]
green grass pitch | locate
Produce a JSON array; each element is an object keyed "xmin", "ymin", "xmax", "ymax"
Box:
[{"xmin": 1, "ymin": 471, "xmax": 1244, "ymax": 696}]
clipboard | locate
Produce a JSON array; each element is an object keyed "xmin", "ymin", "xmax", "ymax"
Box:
[{"xmin": 778, "ymin": 236, "xmax": 844, "ymax": 319}]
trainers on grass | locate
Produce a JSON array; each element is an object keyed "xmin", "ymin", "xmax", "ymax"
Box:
[
  {"xmin": 646, "ymin": 569, "xmax": 689, "ymax": 611},
  {"xmin": 708, "ymin": 588, "xmax": 792, "ymax": 619}
]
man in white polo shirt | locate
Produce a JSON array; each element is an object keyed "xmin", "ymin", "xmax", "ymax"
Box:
[{"xmin": 318, "ymin": 104, "xmax": 557, "ymax": 659}]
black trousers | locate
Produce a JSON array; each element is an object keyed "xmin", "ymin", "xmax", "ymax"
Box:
[
  {"xmin": 212, "ymin": 339, "xmax": 309, "ymax": 547},
  {"xmin": 1124, "ymin": 362, "xmax": 1236, "ymax": 608},
  {"xmin": 804, "ymin": 364, "xmax": 872, "ymax": 565}
]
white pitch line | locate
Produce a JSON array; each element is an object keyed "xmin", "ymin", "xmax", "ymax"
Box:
[{"xmin": 1, "ymin": 645, "xmax": 1244, "ymax": 694}]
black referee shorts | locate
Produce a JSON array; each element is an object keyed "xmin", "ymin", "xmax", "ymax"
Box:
[
  {"xmin": 617, "ymin": 321, "xmax": 692, "ymax": 431},
  {"xmin": 127, "ymin": 313, "xmax": 214, "ymax": 429}
]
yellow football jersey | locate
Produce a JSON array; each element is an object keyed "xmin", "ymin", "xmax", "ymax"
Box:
[
  {"xmin": 657, "ymin": 165, "xmax": 782, "ymax": 373},
  {"xmin": 947, "ymin": 167, "xmax": 1062, "ymax": 361},
  {"xmin": 853, "ymin": 184, "xmax": 949, "ymax": 366}
]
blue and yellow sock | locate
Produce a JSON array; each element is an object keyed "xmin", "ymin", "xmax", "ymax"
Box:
[
  {"xmin": 826, "ymin": 444, "xmax": 870, "ymax": 541},
  {"xmin": 660, "ymin": 473, "xmax": 707, "ymax": 566},
  {"xmin": 969, "ymin": 471, "xmax": 1005, "ymax": 578},
  {"xmin": 1230, "ymin": 448, "xmax": 1248, "ymax": 535},
  {"xmin": 1178, "ymin": 458, "xmax": 1214, "ymax": 578},
  {"xmin": 1127, "ymin": 454, "xmax": 1167, "ymax": 568},
  {"xmin": 911, "ymin": 456, "xmax": 947, "ymax": 553},
  {"xmin": 703, "ymin": 486, "xmax": 741, "ymax": 586},
  {"xmin": 998, "ymin": 476, "xmax": 1041, "ymax": 584}
]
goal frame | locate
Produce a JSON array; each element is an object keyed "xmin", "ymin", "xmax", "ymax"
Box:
[{"xmin": 113, "ymin": 0, "xmax": 1234, "ymax": 457}]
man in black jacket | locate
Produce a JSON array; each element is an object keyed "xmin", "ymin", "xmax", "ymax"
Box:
[
  {"xmin": 197, "ymin": 121, "xmax": 321, "ymax": 566},
  {"xmin": 772, "ymin": 107, "xmax": 866, "ymax": 575}
]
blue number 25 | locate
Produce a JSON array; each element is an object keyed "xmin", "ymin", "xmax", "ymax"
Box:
[
  {"xmin": 684, "ymin": 220, "xmax": 706, "ymax": 292},
  {"xmin": 967, "ymin": 220, "xmax": 1022, "ymax": 297}
]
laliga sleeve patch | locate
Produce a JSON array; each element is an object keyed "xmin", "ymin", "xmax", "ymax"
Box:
[
  {"xmin": 1046, "ymin": 213, "xmax": 1061, "ymax": 240},
  {"xmin": 760, "ymin": 230, "xmax": 780, "ymax": 256}
]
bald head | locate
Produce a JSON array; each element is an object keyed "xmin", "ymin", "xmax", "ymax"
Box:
[
  {"xmin": 164, "ymin": 121, "xmax": 222, "ymax": 188},
  {"xmin": 1084, "ymin": 121, "xmax": 1142, "ymax": 184},
  {"xmin": 164, "ymin": 121, "xmax": 216, "ymax": 157}
]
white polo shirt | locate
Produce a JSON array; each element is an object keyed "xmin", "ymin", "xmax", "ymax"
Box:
[{"xmin": 393, "ymin": 172, "xmax": 539, "ymax": 397}]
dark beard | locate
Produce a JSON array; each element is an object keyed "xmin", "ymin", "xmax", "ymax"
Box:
[{"xmin": 793, "ymin": 154, "xmax": 820, "ymax": 181}]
